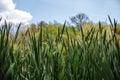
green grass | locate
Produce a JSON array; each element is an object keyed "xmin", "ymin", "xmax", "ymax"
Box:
[{"xmin": 0, "ymin": 16, "xmax": 120, "ymax": 80}]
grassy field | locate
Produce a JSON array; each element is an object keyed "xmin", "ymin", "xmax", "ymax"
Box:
[{"xmin": 0, "ymin": 17, "xmax": 120, "ymax": 80}]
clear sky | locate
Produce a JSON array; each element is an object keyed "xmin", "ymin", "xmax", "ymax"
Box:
[{"xmin": 0, "ymin": 0, "xmax": 120, "ymax": 24}]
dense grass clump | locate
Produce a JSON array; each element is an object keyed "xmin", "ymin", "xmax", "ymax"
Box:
[{"xmin": 0, "ymin": 17, "xmax": 120, "ymax": 80}]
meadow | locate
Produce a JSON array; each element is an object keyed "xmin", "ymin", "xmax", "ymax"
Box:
[{"xmin": 0, "ymin": 16, "xmax": 120, "ymax": 80}]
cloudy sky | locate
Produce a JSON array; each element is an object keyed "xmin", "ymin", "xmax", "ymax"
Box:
[
  {"xmin": 0, "ymin": 0, "xmax": 32, "ymax": 24},
  {"xmin": 0, "ymin": 0, "xmax": 120, "ymax": 24}
]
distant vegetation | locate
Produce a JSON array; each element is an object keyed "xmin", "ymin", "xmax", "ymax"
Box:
[
  {"xmin": 0, "ymin": 16, "xmax": 120, "ymax": 80},
  {"xmin": 70, "ymin": 13, "xmax": 89, "ymax": 26}
]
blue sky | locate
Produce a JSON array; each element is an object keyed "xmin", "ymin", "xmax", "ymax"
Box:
[{"xmin": 12, "ymin": 0, "xmax": 120, "ymax": 24}]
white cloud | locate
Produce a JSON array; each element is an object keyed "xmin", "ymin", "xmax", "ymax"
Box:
[
  {"xmin": 0, "ymin": 0, "xmax": 15, "ymax": 11},
  {"xmin": 0, "ymin": 10, "xmax": 32, "ymax": 24},
  {"xmin": 0, "ymin": 0, "xmax": 32, "ymax": 24}
]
